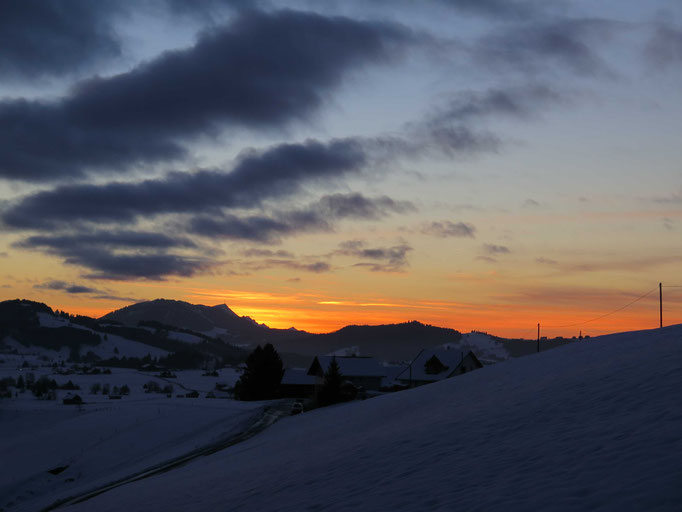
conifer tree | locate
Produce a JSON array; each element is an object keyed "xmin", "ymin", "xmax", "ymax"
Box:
[
  {"xmin": 235, "ymin": 344, "xmax": 284, "ymax": 400},
  {"xmin": 319, "ymin": 357, "xmax": 343, "ymax": 406}
]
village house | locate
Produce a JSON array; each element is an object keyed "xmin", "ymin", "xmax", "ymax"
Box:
[
  {"xmin": 396, "ymin": 349, "xmax": 483, "ymax": 387},
  {"xmin": 62, "ymin": 393, "xmax": 83, "ymax": 405},
  {"xmin": 307, "ymin": 356, "xmax": 387, "ymax": 392},
  {"xmin": 278, "ymin": 368, "xmax": 317, "ymax": 398}
]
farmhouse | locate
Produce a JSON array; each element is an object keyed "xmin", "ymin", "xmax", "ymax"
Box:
[
  {"xmin": 307, "ymin": 356, "xmax": 387, "ymax": 391},
  {"xmin": 279, "ymin": 368, "xmax": 317, "ymax": 398},
  {"xmin": 396, "ymin": 349, "xmax": 483, "ymax": 387},
  {"xmin": 62, "ymin": 393, "xmax": 83, "ymax": 405}
]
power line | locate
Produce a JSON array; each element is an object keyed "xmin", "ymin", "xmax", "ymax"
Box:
[{"xmin": 542, "ymin": 286, "xmax": 659, "ymax": 329}]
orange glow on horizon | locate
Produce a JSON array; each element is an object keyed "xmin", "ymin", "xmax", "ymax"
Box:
[{"xmin": 45, "ymin": 286, "xmax": 682, "ymax": 340}]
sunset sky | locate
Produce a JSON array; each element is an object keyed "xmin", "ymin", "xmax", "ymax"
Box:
[{"xmin": 1, "ymin": 0, "xmax": 681, "ymax": 338}]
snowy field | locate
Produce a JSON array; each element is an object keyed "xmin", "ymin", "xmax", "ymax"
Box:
[
  {"xmin": 0, "ymin": 366, "xmax": 250, "ymax": 512},
  {"xmin": 60, "ymin": 324, "xmax": 682, "ymax": 512}
]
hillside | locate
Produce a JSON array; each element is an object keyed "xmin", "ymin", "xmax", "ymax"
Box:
[
  {"xmin": 66, "ymin": 324, "xmax": 682, "ymax": 511},
  {"xmin": 101, "ymin": 299, "xmax": 308, "ymax": 345},
  {"xmin": 273, "ymin": 321, "xmax": 466, "ymax": 361},
  {"xmin": 0, "ymin": 299, "xmax": 246, "ymax": 368},
  {"xmin": 101, "ymin": 301, "xmax": 475, "ymax": 361}
]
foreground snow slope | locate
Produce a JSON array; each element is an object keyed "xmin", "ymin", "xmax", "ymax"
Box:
[
  {"xmin": 0, "ymin": 371, "xmax": 260, "ymax": 511},
  {"xmin": 68, "ymin": 325, "xmax": 682, "ymax": 512}
]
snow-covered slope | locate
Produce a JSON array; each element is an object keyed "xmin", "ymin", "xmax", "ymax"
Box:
[
  {"xmin": 0, "ymin": 368, "xmax": 260, "ymax": 512},
  {"xmin": 65, "ymin": 325, "xmax": 682, "ymax": 511},
  {"xmin": 27, "ymin": 313, "xmax": 169, "ymax": 360}
]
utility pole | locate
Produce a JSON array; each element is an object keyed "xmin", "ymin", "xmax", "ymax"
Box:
[
  {"xmin": 658, "ymin": 283, "xmax": 663, "ymax": 328},
  {"xmin": 537, "ymin": 323, "xmax": 540, "ymax": 353}
]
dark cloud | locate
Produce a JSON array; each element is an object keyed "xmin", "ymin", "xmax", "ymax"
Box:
[
  {"xmin": 483, "ymin": 243, "xmax": 511, "ymax": 255},
  {"xmin": 186, "ymin": 192, "xmax": 413, "ymax": 243},
  {"xmin": 437, "ymin": 0, "xmax": 546, "ymax": 19},
  {"xmin": 315, "ymin": 193, "xmax": 416, "ymax": 219},
  {"xmin": 0, "ymin": 1, "xmax": 123, "ymax": 80},
  {"xmin": 429, "ymin": 85, "xmax": 566, "ymax": 125},
  {"xmin": 0, "ymin": 9, "xmax": 414, "ymax": 181},
  {"xmin": 90, "ymin": 294, "xmax": 139, "ymax": 302},
  {"xmin": 33, "ymin": 280, "xmax": 137, "ymax": 300},
  {"xmin": 188, "ymin": 210, "xmax": 328, "ymax": 243},
  {"xmin": 337, "ymin": 239, "xmax": 413, "ymax": 272},
  {"xmin": 244, "ymin": 259, "xmax": 331, "ymax": 273},
  {"xmin": 242, "ymin": 249, "xmax": 295, "ymax": 258},
  {"xmin": 415, "ymin": 126, "xmax": 502, "ymax": 158},
  {"xmin": 75, "ymin": 250, "xmax": 213, "ymax": 281},
  {"xmin": 363, "ymin": 0, "xmax": 547, "ymax": 21},
  {"xmin": 473, "ymin": 18, "xmax": 620, "ymax": 77},
  {"xmin": 2, "ymin": 139, "xmax": 367, "ymax": 229},
  {"xmin": 645, "ymin": 23, "xmax": 682, "ymax": 69},
  {"xmin": 16, "ymin": 234, "xmax": 212, "ymax": 281},
  {"xmin": 34, "ymin": 280, "xmax": 98, "ymax": 294},
  {"xmin": 421, "ymin": 221, "xmax": 476, "ymax": 238},
  {"xmin": 523, "ymin": 198, "xmax": 542, "ymax": 208},
  {"xmin": 7, "ymin": 171, "xmax": 415, "ymax": 277},
  {"xmin": 16, "ymin": 231, "xmax": 196, "ymax": 250}
]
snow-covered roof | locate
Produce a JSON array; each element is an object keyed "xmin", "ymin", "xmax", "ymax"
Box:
[
  {"xmin": 281, "ymin": 369, "xmax": 316, "ymax": 386},
  {"xmin": 310, "ymin": 356, "xmax": 387, "ymax": 378},
  {"xmin": 396, "ymin": 348, "xmax": 474, "ymax": 382}
]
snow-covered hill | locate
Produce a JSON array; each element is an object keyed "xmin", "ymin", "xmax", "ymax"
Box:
[
  {"xmin": 33, "ymin": 313, "xmax": 169, "ymax": 360},
  {"xmin": 0, "ymin": 367, "xmax": 249, "ymax": 511},
  {"xmin": 62, "ymin": 324, "xmax": 682, "ymax": 512}
]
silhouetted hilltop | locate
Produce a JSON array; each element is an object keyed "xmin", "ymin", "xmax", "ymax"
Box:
[
  {"xmin": 273, "ymin": 321, "xmax": 463, "ymax": 362},
  {"xmin": 0, "ymin": 299, "xmax": 53, "ymax": 333},
  {"xmin": 100, "ymin": 299, "xmax": 308, "ymax": 344},
  {"xmin": 100, "ymin": 301, "xmax": 467, "ymax": 360},
  {"xmin": 0, "ymin": 298, "xmax": 246, "ymax": 367}
]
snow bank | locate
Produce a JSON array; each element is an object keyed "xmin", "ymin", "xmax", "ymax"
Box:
[{"xmin": 65, "ymin": 325, "xmax": 682, "ymax": 512}]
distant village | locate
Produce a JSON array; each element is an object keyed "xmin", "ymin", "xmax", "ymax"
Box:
[{"xmin": 0, "ymin": 298, "xmax": 593, "ymax": 413}]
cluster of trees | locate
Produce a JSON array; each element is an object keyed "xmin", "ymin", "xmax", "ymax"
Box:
[
  {"xmin": 89, "ymin": 383, "xmax": 130, "ymax": 395},
  {"xmin": 97, "ymin": 354, "xmax": 158, "ymax": 369},
  {"xmin": 143, "ymin": 381, "xmax": 173, "ymax": 394},
  {"xmin": 235, "ymin": 344, "xmax": 349, "ymax": 407},
  {"xmin": 0, "ymin": 374, "xmax": 60, "ymax": 399}
]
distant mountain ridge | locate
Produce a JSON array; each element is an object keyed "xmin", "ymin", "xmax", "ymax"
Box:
[
  {"xmin": 100, "ymin": 299, "xmax": 308, "ymax": 344},
  {"xmin": 100, "ymin": 300, "xmax": 469, "ymax": 360},
  {"xmin": 271, "ymin": 321, "xmax": 464, "ymax": 361},
  {"xmin": 3, "ymin": 298, "xmax": 572, "ymax": 364}
]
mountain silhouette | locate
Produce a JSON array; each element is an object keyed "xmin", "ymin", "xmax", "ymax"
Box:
[{"xmin": 100, "ymin": 299, "xmax": 307, "ymax": 344}]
